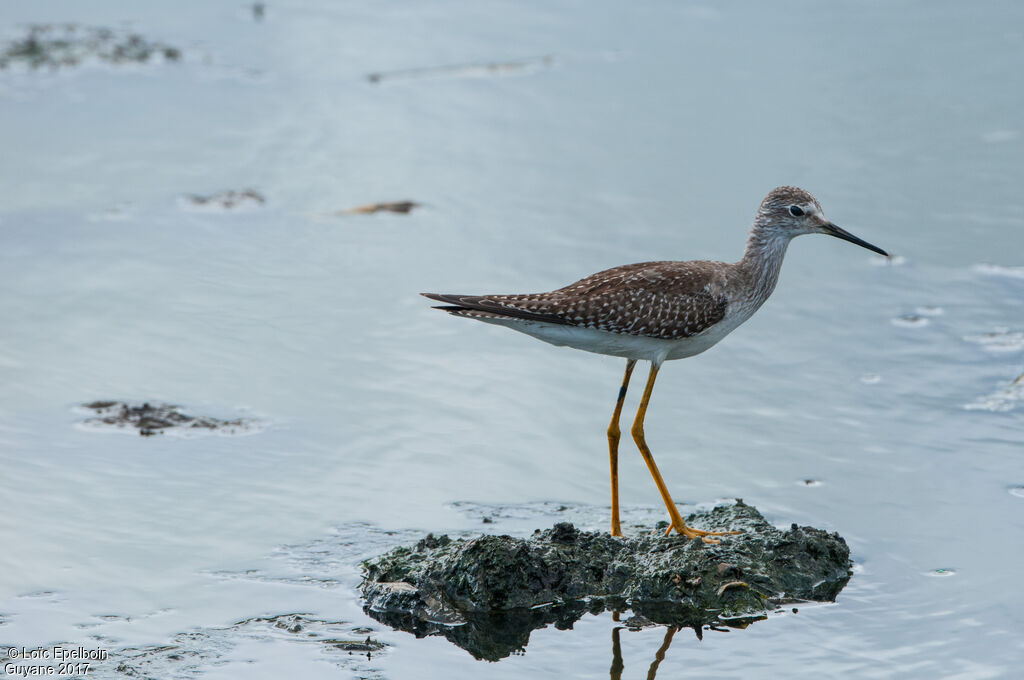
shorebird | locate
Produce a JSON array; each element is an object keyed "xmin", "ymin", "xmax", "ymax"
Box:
[{"xmin": 424, "ymin": 187, "xmax": 887, "ymax": 542}]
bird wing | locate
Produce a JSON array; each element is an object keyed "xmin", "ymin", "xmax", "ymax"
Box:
[
  {"xmin": 422, "ymin": 292, "xmax": 571, "ymax": 325},
  {"xmin": 423, "ymin": 261, "xmax": 730, "ymax": 340}
]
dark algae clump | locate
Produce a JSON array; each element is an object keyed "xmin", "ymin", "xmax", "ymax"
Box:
[
  {"xmin": 79, "ymin": 401, "xmax": 254, "ymax": 436},
  {"xmin": 180, "ymin": 189, "xmax": 266, "ymax": 212},
  {"xmin": 360, "ymin": 501, "xmax": 851, "ymax": 660},
  {"xmin": 332, "ymin": 200, "xmax": 421, "ymax": 216},
  {"xmin": 0, "ymin": 24, "xmax": 181, "ymax": 71}
]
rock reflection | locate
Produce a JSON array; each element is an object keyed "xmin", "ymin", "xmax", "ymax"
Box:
[
  {"xmin": 366, "ymin": 600, "xmax": 595, "ymax": 661},
  {"xmin": 366, "ymin": 599, "xmax": 774, "ymax": 662}
]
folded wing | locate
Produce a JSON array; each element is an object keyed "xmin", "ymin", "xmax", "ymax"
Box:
[{"xmin": 423, "ymin": 261, "xmax": 729, "ymax": 340}]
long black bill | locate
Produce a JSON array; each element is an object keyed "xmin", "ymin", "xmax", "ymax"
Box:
[{"xmin": 823, "ymin": 222, "xmax": 888, "ymax": 257}]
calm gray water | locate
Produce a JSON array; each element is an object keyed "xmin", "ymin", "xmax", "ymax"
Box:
[{"xmin": 2, "ymin": 1, "xmax": 1023, "ymax": 678}]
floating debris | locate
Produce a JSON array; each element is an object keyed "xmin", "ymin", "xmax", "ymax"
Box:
[
  {"xmin": 892, "ymin": 314, "xmax": 929, "ymax": 328},
  {"xmin": 925, "ymin": 568, "xmax": 956, "ymax": 578},
  {"xmin": 179, "ymin": 189, "xmax": 265, "ymax": 213},
  {"xmin": 360, "ymin": 501, "xmax": 851, "ymax": 660},
  {"xmin": 240, "ymin": 614, "xmax": 386, "ymax": 655},
  {"xmin": 78, "ymin": 401, "xmax": 257, "ymax": 437},
  {"xmin": 0, "ymin": 24, "xmax": 181, "ymax": 71},
  {"xmin": 800, "ymin": 479, "xmax": 823, "ymax": 487},
  {"xmin": 331, "ymin": 201, "xmax": 421, "ymax": 216},
  {"xmin": 367, "ymin": 55, "xmax": 554, "ymax": 84}
]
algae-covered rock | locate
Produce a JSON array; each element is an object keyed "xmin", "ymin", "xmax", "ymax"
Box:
[{"xmin": 360, "ymin": 501, "xmax": 851, "ymax": 659}]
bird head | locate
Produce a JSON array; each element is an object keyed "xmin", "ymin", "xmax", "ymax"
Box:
[{"xmin": 754, "ymin": 186, "xmax": 888, "ymax": 256}]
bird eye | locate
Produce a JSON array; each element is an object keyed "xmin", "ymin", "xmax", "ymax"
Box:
[{"xmin": 788, "ymin": 205, "xmax": 804, "ymax": 217}]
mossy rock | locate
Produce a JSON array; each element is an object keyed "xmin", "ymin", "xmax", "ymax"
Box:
[{"xmin": 360, "ymin": 501, "xmax": 851, "ymax": 659}]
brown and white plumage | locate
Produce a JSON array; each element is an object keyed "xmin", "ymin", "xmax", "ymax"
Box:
[
  {"xmin": 423, "ymin": 186, "xmax": 887, "ymax": 364},
  {"xmin": 424, "ymin": 260, "xmax": 729, "ymax": 339},
  {"xmin": 422, "ymin": 187, "xmax": 888, "ymax": 540}
]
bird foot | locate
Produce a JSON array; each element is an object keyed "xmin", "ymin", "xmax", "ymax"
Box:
[{"xmin": 665, "ymin": 520, "xmax": 741, "ymax": 544}]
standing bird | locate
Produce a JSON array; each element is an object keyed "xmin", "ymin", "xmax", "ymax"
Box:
[{"xmin": 423, "ymin": 187, "xmax": 887, "ymax": 542}]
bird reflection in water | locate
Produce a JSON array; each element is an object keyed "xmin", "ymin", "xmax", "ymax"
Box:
[
  {"xmin": 609, "ymin": 626, "xmax": 677, "ymax": 680},
  {"xmin": 608, "ymin": 610, "xmax": 764, "ymax": 679}
]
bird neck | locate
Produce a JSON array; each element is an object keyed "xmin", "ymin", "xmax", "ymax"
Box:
[{"xmin": 738, "ymin": 227, "xmax": 792, "ymax": 305}]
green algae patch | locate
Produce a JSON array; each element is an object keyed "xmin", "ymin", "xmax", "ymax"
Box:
[{"xmin": 360, "ymin": 501, "xmax": 851, "ymax": 660}]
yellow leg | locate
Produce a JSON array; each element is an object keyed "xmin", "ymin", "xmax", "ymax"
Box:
[
  {"xmin": 630, "ymin": 363, "xmax": 739, "ymax": 544},
  {"xmin": 607, "ymin": 359, "xmax": 637, "ymax": 537}
]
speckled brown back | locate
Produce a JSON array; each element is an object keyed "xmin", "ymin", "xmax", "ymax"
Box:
[{"xmin": 423, "ymin": 260, "xmax": 730, "ymax": 340}]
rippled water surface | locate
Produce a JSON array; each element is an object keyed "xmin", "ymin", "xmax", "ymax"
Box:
[{"xmin": 2, "ymin": 1, "xmax": 1023, "ymax": 678}]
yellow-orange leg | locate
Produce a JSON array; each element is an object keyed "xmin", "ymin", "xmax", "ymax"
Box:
[
  {"xmin": 630, "ymin": 363, "xmax": 739, "ymax": 544},
  {"xmin": 607, "ymin": 359, "xmax": 637, "ymax": 537}
]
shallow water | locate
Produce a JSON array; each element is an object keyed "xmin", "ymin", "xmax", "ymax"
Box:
[{"xmin": 2, "ymin": 1, "xmax": 1023, "ymax": 678}]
